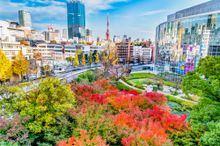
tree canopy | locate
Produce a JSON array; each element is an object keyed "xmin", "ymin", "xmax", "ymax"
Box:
[
  {"xmin": 89, "ymin": 51, "xmax": 93, "ymax": 65},
  {"xmin": 74, "ymin": 53, "xmax": 79, "ymax": 67},
  {"xmin": 82, "ymin": 53, "xmax": 86, "ymax": 65},
  {"xmin": 18, "ymin": 78, "xmax": 75, "ymax": 133},
  {"xmin": 182, "ymin": 56, "xmax": 220, "ymax": 145},
  {"xmin": 182, "ymin": 56, "xmax": 220, "ymax": 102},
  {"xmin": 12, "ymin": 50, "xmax": 29, "ymax": 79},
  {"xmin": 0, "ymin": 78, "xmax": 76, "ymax": 145},
  {"xmin": 0, "ymin": 49, "xmax": 12, "ymax": 82},
  {"xmin": 95, "ymin": 52, "xmax": 100, "ymax": 64}
]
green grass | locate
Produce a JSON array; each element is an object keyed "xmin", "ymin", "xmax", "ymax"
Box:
[
  {"xmin": 131, "ymin": 79, "xmax": 155, "ymax": 85},
  {"xmin": 163, "ymin": 80, "xmax": 179, "ymax": 88},
  {"xmin": 114, "ymin": 81, "xmax": 142, "ymax": 93},
  {"xmin": 166, "ymin": 95, "xmax": 195, "ymax": 110},
  {"xmin": 115, "ymin": 81, "xmax": 134, "ymax": 91},
  {"xmin": 126, "ymin": 72, "xmax": 181, "ymax": 89},
  {"xmin": 124, "ymin": 79, "xmax": 145, "ymax": 90},
  {"xmin": 18, "ymin": 82, "xmax": 33, "ymax": 87},
  {"xmin": 127, "ymin": 72, "xmax": 156, "ymax": 80}
]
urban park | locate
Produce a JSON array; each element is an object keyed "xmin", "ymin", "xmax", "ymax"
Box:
[{"xmin": 0, "ymin": 55, "xmax": 219, "ymax": 146}]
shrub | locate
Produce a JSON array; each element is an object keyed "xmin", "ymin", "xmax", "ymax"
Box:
[
  {"xmin": 114, "ymin": 106, "xmax": 188, "ymax": 146},
  {"xmin": 69, "ymin": 104, "xmax": 122, "ymax": 144},
  {"xmin": 0, "ymin": 78, "xmax": 76, "ymax": 145},
  {"xmin": 74, "ymin": 70, "xmax": 97, "ymax": 83},
  {"xmin": 0, "ymin": 115, "xmax": 30, "ymax": 145},
  {"xmin": 70, "ymin": 80, "xmax": 189, "ymax": 145},
  {"xmin": 57, "ymin": 130, "xmax": 108, "ymax": 146}
]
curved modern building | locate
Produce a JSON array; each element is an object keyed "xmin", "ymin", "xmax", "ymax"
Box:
[{"xmin": 156, "ymin": 0, "xmax": 220, "ymax": 74}]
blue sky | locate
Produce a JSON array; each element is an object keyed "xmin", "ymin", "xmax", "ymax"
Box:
[{"xmin": 0, "ymin": 0, "xmax": 209, "ymax": 40}]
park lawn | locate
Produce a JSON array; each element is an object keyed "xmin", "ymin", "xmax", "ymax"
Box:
[
  {"xmin": 127, "ymin": 72, "xmax": 156, "ymax": 80},
  {"xmin": 126, "ymin": 72, "xmax": 181, "ymax": 89}
]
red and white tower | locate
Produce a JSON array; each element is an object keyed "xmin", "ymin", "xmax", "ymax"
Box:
[{"xmin": 106, "ymin": 15, "xmax": 110, "ymax": 41}]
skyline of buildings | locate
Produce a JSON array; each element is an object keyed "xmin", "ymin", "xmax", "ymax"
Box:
[
  {"xmin": 0, "ymin": 0, "xmax": 211, "ymax": 40},
  {"xmin": 0, "ymin": 0, "xmax": 220, "ymax": 77}
]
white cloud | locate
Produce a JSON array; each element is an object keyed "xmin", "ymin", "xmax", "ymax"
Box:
[
  {"xmin": 141, "ymin": 9, "xmax": 168, "ymax": 16},
  {"xmin": 0, "ymin": 0, "xmax": 128, "ymax": 31},
  {"xmin": 83, "ymin": 0, "xmax": 128, "ymax": 14}
]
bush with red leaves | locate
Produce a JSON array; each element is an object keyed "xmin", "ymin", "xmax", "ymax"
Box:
[
  {"xmin": 68, "ymin": 80, "xmax": 190, "ymax": 146},
  {"xmin": 57, "ymin": 130, "xmax": 108, "ymax": 146}
]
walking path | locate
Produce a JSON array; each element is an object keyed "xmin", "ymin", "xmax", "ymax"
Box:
[{"xmin": 119, "ymin": 79, "xmax": 197, "ymax": 104}]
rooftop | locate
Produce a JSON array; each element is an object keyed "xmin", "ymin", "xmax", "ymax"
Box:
[{"xmin": 167, "ymin": 0, "xmax": 220, "ymax": 21}]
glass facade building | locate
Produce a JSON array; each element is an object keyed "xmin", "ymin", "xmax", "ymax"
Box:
[
  {"xmin": 18, "ymin": 10, "xmax": 32, "ymax": 28},
  {"xmin": 156, "ymin": 0, "xmax": 220, "ymax": 74},
  {"xmin": 67, "ymin": 0, "xmax": 86, "ymax": 39}
]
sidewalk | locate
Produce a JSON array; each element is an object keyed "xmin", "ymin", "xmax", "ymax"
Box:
[{"xmin": 119, "ymin": 79, "xmax": 196, "ymax": 104}]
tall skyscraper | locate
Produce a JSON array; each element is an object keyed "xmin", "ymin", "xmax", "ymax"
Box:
[
  {"xmin": 67, "ymin": 0, "xmax": 86, "ymax": 39},
  {"xmin": 18, "ymin": 10, "xmax": 32, "ymax": 28}
]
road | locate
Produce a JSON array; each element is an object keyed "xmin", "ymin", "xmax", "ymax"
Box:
[
  {"xmin": 23, "ymin": 67, "xmax": 99, "ymax": 92},
  {"xmin": 21, "ymin": 64, "xmax": 158, "ymax": 92},
  {"xmin": 56, "ymin": 67, "xmax": 97, "ymax": 83}
]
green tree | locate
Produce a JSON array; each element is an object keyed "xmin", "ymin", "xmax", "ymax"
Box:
[
  {"xmin": 42, "ymin": 64, "xmax": 52, "ymax": 76},
  {"xmin": 182, "ymin": 56, "xmax": 220, "ymax": 145},
  {"xmin": 0, "ymin": 78, "xmax": 76, "ymax": 145},
  {"xmin": 82, "ymin": 53, "xmax": 86, "ymax": 66},
  {"xmin": 12, "ymin": 50, "xmax": 28, "ymax": 80},
  {"xmin": 66, "ymin": 56, "xmax": 74, "ymax": 65},
  {"xmin": 15, "ymin": 78, "xmax": 75, "ymax": 134},
  {"xmin": 74, "ymin": 70, "xmax": 97, "ymax": 83},
  {"xmin": 0, "ymin": 49, "xmax": 12, "ymax": 82},
  {"xmin": 89, "ymin": 51, "xmax": 93, "ymax": 65},
  {"xmin": 95, "ymin": 52, "xmax": 100, "ymax": 64},
  {"xmin": 200, "ymin": 122, "xmax": 220, "ymax": 145},
  {"xmin": 74, "ymin": 53, "xmax": 79, "ymax": 67},
  {"xmin": 182, "ymin": 56, "xmax": 220, "ymax": 101}
]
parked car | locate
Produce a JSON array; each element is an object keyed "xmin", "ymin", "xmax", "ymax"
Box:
[{"xmin": 29, "ymin": 75, "xmax": 37, "ymax": 81}]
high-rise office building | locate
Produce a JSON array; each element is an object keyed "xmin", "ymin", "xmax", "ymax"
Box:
[
  {"xmin": 156, "ymin": 0, "xmax": 220, "ymax": 74},
  {"xmin": 116, "ymin": 40, "xmax": 134, "ymax": 64},
  {"xmin": 67, "ymin": 0, "xmax": 86, "ymax": 39},
  {"xmin": 18, "ymin": 10, "xmax": 32, "ymax": 28}
]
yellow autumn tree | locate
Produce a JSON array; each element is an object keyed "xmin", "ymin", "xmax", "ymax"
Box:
[
  {"xmin": 89, "ymin": 51, "xmax": 93, "ymax": 65},
  {"xmin": 95, "ymin": 52, "xmax": 100, "ymax": 64},
  {"xmin": 12, "ymin": 50, "xmax": 28, "ymax": 80},
  {"xmin": 99, "ymin": 42, "xmax": 131, "ymax": 80},
  {"xmin": 101, "ymin": 42, "xmax": 118, "ymax": 70},
  {"xmin": 82, "ymin": 53, "xmax": 86, "ymax": 66},
  {"xmin": 74, "ymin": 53, "xmax": 79, "ymax": 67},
  {"xmin": 0, "ymin": 49, "xmax": 12, "ymax": 82}
]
